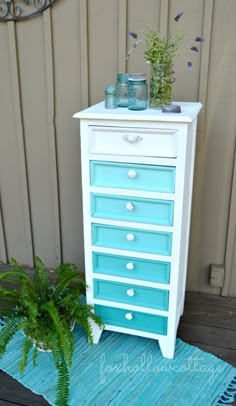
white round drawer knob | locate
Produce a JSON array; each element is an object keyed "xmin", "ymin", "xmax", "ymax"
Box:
[
  {"xmin": 125, "ymin": 312, "xmax": 133, "ymax": 320},
  {"xmin": 128, "ymin": 170, "xmax": 137, "ymax": 179},
  {"xmin": 126, "ymin": 289, "xmax": 135, "ymax": 297},
  {"xmin": 126, "ymin": 202, "xmax": 135, "ymax": 211},
  {"xmin": 126, "ymin": 262, "xmax": 134, "ymax": 270},
  {"xmin": 126, "ymin": 233, "xmax": 135, "ymax": 242}
]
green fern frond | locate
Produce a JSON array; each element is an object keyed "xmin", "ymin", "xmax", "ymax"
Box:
[
  {"xmin": 0, "ymin": 287, "xmax": 20, "ymax": 299},
  {"xmin": 73, "ymin": 301, "xmax": 104, "ymax": 344},
  {"xmin": 0, "ymin": 256, "xmax": 104, "ymax": 406},
  {"xmin": 32, "ymin": 345, "xmax": 38, "ymax": 368},
  {"xmin": 19, "ymin": 336, "xmax": 34, "ymax": 374},
  {"xmin": 34, "ymin": 256, "xmax": 50, "ymax": 301},
  {"xmin": 53, "ymin": 269, "xmax": 86, "ymax": 299},
  {"xmin": 0, "ymin": 268, "xmax": 33, "ymax": 285},
  {"xmin": 56, "ymin": 357, "xmax": 70, "ymax": 406},
  {"xmin": 42, "ymin": 301, "xmax": 74, "ymax": 366},
  {"xmin": 0, "ymin": 316, "xmax": 25, "ymax": 357}
]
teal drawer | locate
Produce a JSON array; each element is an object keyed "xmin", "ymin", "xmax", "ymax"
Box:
[
  {"xmin": 92, "ymin": 224, "xmax": 172, "ymax": 256},
  {"xmin": 91, "ymin": 193, "xmax": 174, "ymax": 226},
  {"xmin": 94, "ymin": 279, "xmax": 169, "ymax": 310},
  {"xmin": 92, "ymin": 252, "xmax": 170, "ymax": 284},
  {"xmin": 90, "ymin": 161, "xmax": 175, "ymax": 193},
  {"xmin": 95, "ymin": 305, "xmax": 168, "ymax": 335}
]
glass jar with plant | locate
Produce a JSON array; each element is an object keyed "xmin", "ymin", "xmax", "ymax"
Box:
[
  {"xmin": 127, "ymin": 12, "xmax": 205, "ymax": 109},
  {"xmin": 0, "ymin": 257, "xmax": 104, "ymax": 406}
]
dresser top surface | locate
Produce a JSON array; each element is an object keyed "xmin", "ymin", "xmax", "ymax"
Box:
[{"xmin": 74, "ymin": 101, "xmax": 202, "ymax": 123}]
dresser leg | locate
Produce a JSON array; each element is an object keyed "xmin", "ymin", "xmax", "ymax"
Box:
[
  {"xmin": 91, "ymin": 320, "xmax": 104, "ymax": 344},
  {"xmin": 158, "ymin": 337, "xmax": 176, "ymax": 359}
]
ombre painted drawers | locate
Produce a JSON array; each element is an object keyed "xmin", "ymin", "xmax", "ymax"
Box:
[{"xmin": 74, "ymin": 101, "xmax": 202, "ymax": 359}]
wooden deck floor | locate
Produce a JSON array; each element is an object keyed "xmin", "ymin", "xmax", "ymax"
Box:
[{"xmin": 0, "ymin": 291, "xmax": 236, "ymax": 405}]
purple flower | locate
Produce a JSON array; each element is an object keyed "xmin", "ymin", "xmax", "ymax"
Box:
[
  {"xmin": 187, "ymin": 61, "xmax": 193, "ymax": 70},
  {"xmin": 128, "ymin": 32, "xmax": 138, "ymax": 39},
  {"xmin": 174, "ymin": 11, "xmax": 184, "ymax": 22},
  {"xmin": 195, "ymin": 36, "xmax": 205, "ymax": 43},
  {"xmin": 190, "ymin": 46, "xmax": 199, "ymax": 52}
]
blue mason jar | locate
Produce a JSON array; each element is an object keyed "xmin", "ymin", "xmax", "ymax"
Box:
[
  {"xmin": 116, "ymin": 73, "xmax": 129, "ymax": 107},
  {"xmin": 128, "ymin": 73, "xmax": 148, "ymax": 110},
  {"xmin": 105, "ymin": 85, "xmax": 118, "ymax": 109}
]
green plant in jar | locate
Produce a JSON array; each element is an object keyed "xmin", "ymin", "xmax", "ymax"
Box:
[{"xmin": 127, "ymin": 12, "xmax": 205, "ymax": 108}]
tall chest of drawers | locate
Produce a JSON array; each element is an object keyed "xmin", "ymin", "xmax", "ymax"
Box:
[{"xmin": 74, "ymin": 102, "xmax": 202, "ymax": 359}]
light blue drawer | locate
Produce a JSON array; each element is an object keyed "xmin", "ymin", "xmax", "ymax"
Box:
[
  {"xmin": 92, "ymin": 252, "xmax": 170, "ymax": 284},
  {"xmin": 94, "ymin": 279, "xmax": 169, "ymax": 310},
  {"xmin": 91, "ymin": 193, "xmax": 174, "ymax": 226},
  {"xmin": 90, "ymin": 161, "xmax": 175, "ymax": 193},
  {"xmin": 92, "ymin": 224, "xmax": 172, "ymax": 256},
  {"xmin": 95, "ymin": 305, "xmax": 168, "ymax": 335}
]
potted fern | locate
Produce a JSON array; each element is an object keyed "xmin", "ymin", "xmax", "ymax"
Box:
[{"xmin": 0, "ymin": 257, "xmax": 103, "ymax": 406}]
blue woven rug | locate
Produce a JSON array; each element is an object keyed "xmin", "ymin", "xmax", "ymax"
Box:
[{"xmin": 0, "ymin": 324, "xmax": 235, "ymax": 406}]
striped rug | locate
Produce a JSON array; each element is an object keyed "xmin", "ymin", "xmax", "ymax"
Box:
[{"xmin": 0, "ymin": 325, "xmax": 235, "ymax": 405}]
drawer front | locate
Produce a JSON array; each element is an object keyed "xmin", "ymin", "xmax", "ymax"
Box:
[
  {"xmin": 92, "ymin": 252, "xmax": 170, "ymax": 284},
  {"xmin": 92, "ymin": 224, "xmax": 172, "ymax": 256},
  {"xmin": 91, "ymin": 193, "xmax": 174, "ymax": 226},
  {"xmin": 89, "ymin": 126, "xmax": 177, "ymax": 158},
  {"xmin": 95, "ymin": 304, "xmax": 168, "ymax": 335},
  {"xmin": 90, "ymin": 161, "xmax": 176, "ymax": 193},
  {"xmin": 94, "ymin": 279, "xmax": 169, "ymax": 310}
]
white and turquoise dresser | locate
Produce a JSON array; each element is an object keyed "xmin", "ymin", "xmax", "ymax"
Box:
[{"xmin": 74, "ymin": 101, "xmax": 202, "ymax": 359}]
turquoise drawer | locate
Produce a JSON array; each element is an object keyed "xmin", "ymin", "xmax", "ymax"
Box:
[
  {"xmin": 94, "ymin": 279, "xmax": 169, "ymax": 310},
  {"xmin": 91, "ymin": 193, "xmax": 174, "ymax": 226},
  {"xmin": 95, "ymin": 305, "xmax": 168, "ymax": 335},
  {"xmin": 92, "ymin": 252, "xmax": 170, "ymax": 284},
  {"xmin": 92, "ymin": 224, "xmax": 172, "ymax": 256},
  {"xmin": 90, "ymin": 161, "xmax": 175, "ymax": 193}
]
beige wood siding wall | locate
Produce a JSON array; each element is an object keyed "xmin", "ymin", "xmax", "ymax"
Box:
[{"xmin": 0, "ymin": 0, "xmax": 236, "ymax": 295}]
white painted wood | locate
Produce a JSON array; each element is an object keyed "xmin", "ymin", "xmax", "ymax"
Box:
[
  {"xmin": 76, "ymin": 101, "xmax": 201, "ymax": 358},
  {"xmin": 73, "ymin": 101, "xmax": 202, "ymax": 122},
  {"xmin": 93, "ymin": 273, "xmax": 170, "ymax": 290},
  {"xmin": 92, "ymin": 299, "xmax": 169, "ymax": 316},
  {"xmin": 91, "ymin": 246, "xmax": 173, "ymax": 263},
  {"xmin": 89, "ymin": 126, "xmax": 177, "ymax": 157}
]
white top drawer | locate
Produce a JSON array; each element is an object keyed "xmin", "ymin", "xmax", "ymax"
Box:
[{"xmin": 89, "ymin": 126, "xmax": 177, "ymax": 158}]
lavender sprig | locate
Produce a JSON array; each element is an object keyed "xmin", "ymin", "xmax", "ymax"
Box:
[
  {"xmin": 174, "ymin": 11, "xmax": 184, "ymax": 22},
  {"xmin": 126, "ymin": 11, "xmax": 205, "ymax": 71}
]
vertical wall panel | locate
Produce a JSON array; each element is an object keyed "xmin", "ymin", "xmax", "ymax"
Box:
[
  {"xmin": 127, "ymin": 0, "xmax": 161, "ymax": 75},
  {"xmin": 188, "ymin": 0, "xmax": 236, "ymax": 294},
  {"xmin": 169, "ymin": 0, "xmax": 205, "ymax": 102},
  {"xmin": 0, "ymin": 196, "xmax": 7, "ymax": 263},
  {"xmin": 43, "ymin": 8, "xmax": 61, "ymax": 266},
  {"xmin": 52, "ymin": 0, "xmax": 84, "ymax": 268},
  {"xmin": 118, "ymin": 0, "xmax": 128, "ymax": 73},
  {"xmin": 16, "ymin": 17, "xmax": 59, "ymax": 267},
  {"xmin": 0, "ymin": 0, "xmax": 236, "ymax": 295},
  {"xmin": 88, "ymin": 0, "xmax": 120, "ymax": 104},
  {"xmin": 0, "ymin": 21, "xmax": 33, "ymax": 266}
]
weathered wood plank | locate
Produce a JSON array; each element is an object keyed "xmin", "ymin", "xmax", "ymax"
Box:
[
  {"xmin": 181, "ymin": 341, "xmax": 236, "ymax": 368},
  {"xmin": 181, "ymin": 308, "xmax": 236, "ymax": 330},
  {"xmin": 178, "ymin": 321, "xmax": 236, "ymax": 350},
  {"xmin": 184, "ymin": 291, "xmax": 236, "ymax": 310},
  {"xmin": 0, "ymin": 371, "xmax": 49, "ymax": 405},
  {"xmin": 182, "ymin": 292, "xmax": 236, "ymax": 329}
]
